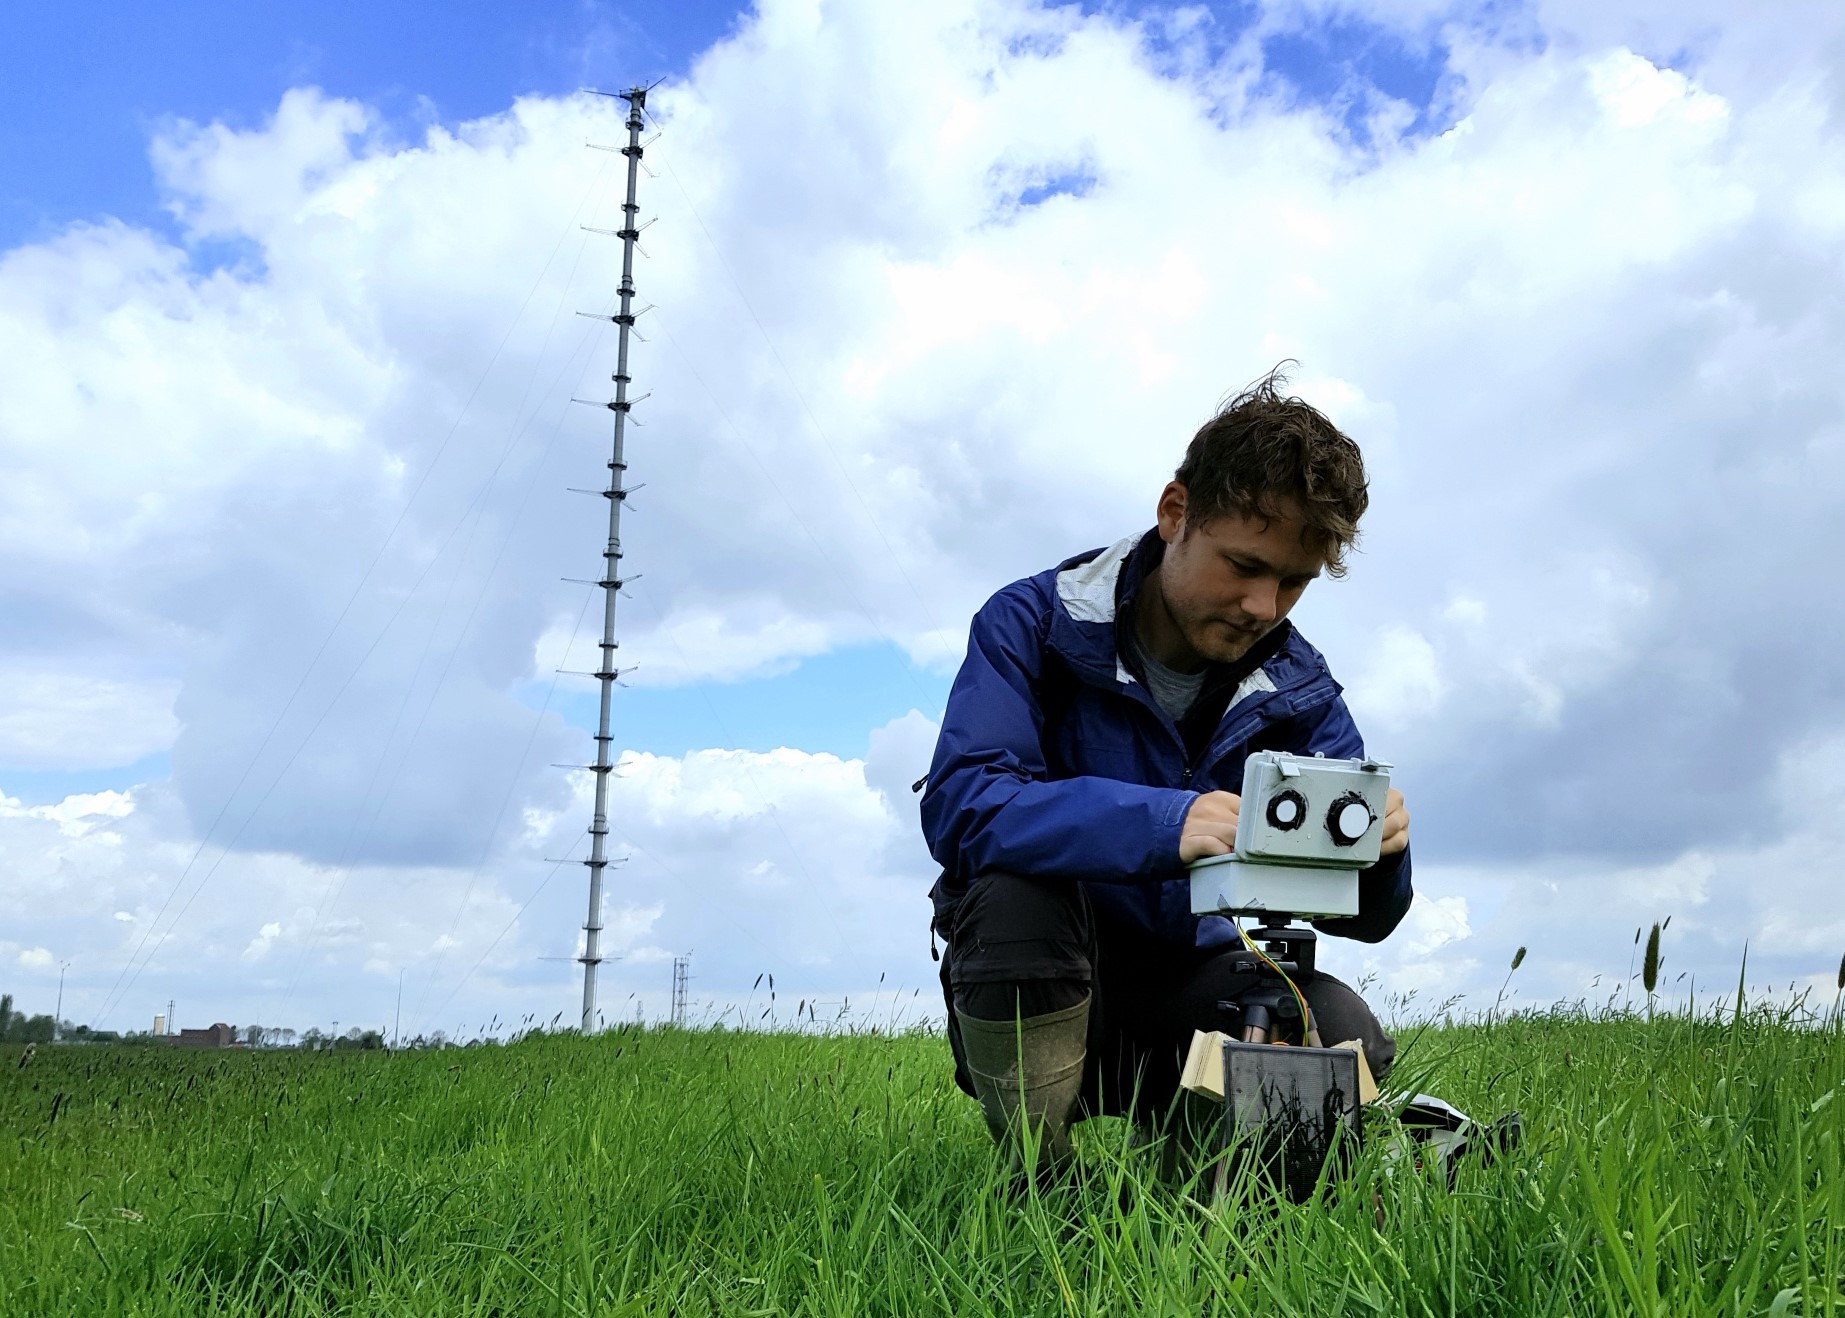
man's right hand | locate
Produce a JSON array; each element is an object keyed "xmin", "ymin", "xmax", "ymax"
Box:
[{"xmin": 1179, "ymin": 790, "xmax": 1241, "ymax": 863}]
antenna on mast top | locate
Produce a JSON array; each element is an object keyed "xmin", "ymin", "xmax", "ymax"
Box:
[{"xmin": 571, "ymin": 83, "xmax": 652, "ymax": 1036}]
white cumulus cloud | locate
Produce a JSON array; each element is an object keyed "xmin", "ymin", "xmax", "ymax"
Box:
[{"xmin": 2, "ymin": 0, "xmax": 1843, "ymax": 1031}]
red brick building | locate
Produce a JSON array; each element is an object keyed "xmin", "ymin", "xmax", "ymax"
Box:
[{"xmin": 171, "ymin": 1023, "xmax": 238, "ymax": 1048}]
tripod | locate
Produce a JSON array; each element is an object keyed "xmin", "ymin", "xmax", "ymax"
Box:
[
  {"xmin": 1195, "ymin": 913, "xmax": 1363, "ymax": 1202},
  {"xmin": 1215, "ymin": 913, "xmax": 1325, "ymax": 1047}
]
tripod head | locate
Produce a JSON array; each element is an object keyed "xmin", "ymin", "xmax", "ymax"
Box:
[{"xmin": 1216, "ymin": 914, "xmax": 1321, "ymax": 1044}]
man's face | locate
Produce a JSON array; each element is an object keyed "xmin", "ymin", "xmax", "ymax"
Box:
[{"xmin": 1152, "ymin": 483, "xmax": 1327, "ymax": 666}]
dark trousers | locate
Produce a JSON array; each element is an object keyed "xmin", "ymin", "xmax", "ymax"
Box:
[{"xmin": 938, "ymin": 872, "xmax": 1395, "ymax": 1126}]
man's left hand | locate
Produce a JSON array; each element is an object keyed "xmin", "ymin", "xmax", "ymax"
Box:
[{"xmin": 1379, "ymin": 788, "xmax": 1409, "ymax": 857}]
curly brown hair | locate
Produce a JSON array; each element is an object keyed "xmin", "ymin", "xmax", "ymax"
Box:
[{"xmin": 1173, "ymin": 363, "xmax": 1370, "ymax": 579}]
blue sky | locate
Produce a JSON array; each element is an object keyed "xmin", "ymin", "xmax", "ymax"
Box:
[
  {"xmin": 0, "ymin": 0, "xmax": 1455, "ymax": 248},
  {"xmin": 0, "ymin": 0, "xmax": 1448, "ymax": 806},
  {"xmin": 7, "ymin": 0, "xmax": 1841, "ymax": 1034},
  {"xmin": 0, "ymin": 652, "xmax": 947, "ymax": 807},
  {"xmin": 0, "ymin": 0, "xmax": 918, "ymax": 804},
  {"xmin": 0, "ymin": 1, "xmax": 744, "ymax": 248},
  {"xmin": 535, "ymin": 642, "xmax": 949, "ymax": 764}
]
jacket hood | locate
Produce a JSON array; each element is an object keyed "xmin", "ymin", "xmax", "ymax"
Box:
[{"xmin": 1041, "ymin": 531, "xmax": 1332, "ymax": 712}]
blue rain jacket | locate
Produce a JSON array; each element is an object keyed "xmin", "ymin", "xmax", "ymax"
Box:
[{"xmin": 922, "ymin": 530, "xmax": 1413, "ymax": 951}]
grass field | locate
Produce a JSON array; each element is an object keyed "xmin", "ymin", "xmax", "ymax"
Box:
[{"xmin": 3, "ymin": 999, "xmax": 1841, "ymax": 1316}]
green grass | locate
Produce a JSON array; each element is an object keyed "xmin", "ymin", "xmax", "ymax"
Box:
[{"xmin": 3, "ymin": 1002, "xmax": 1841, "ymax": 1316}]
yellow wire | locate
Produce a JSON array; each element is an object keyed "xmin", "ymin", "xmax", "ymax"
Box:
[{"xmin": 1236, "ymin": 919, "xmax": 1313, "ymax": 1044}]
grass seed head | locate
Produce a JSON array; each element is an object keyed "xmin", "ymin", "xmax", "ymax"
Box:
[
  {"xmin": 1511, "ymin": 946, "xmax": 1527, "ymax": 971},
  {"xmin": 1643, "ymin": 922, "xmax": 1662, "ymax": 994}
]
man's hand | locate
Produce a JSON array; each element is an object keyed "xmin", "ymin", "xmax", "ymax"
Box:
[
  {"xmin": 1181, "ymin": 787, "xmax": 1409, "ymax": 863},
  {"xmin": 1179, "ymin": 791, "xmax": 1241, "ymax": 863},
  {"xmin": 1380, "ymin": 788, "xmax": 1409, "ymax": 857}
]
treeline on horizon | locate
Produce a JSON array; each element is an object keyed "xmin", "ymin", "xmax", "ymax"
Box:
[{"xmin": 0, "ymin": 994, "xmax": 404, "ymax": 1050}]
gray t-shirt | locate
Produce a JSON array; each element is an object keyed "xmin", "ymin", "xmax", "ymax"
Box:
[{"xmin": 1124, "ymin": 624, "xmax": 1205, "ymax": 723}]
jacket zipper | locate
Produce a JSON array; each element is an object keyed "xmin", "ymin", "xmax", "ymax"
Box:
[
  {"xmin": 1195, "ymin": 684, "xmax": 1340, "ymax": 784},
  {"xmin": 1060, "ymin": 638, "xmax": 1337, "ymax": 790}
]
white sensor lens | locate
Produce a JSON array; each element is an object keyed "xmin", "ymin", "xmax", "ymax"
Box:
[
  {"xmin": 1337, "ymin": 801, "xmax": 1371, "ymax": 839},
  {"xmin": 1275, "ymin": 798, "xmax": 1299, "ymax": 824}
]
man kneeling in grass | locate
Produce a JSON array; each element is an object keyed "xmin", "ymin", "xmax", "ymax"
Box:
[{"xmin": 919, "ymin": 368, "xmax": 1412, "ymax": 1169}]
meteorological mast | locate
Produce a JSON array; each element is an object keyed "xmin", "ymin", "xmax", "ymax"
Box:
[{"xmin": 571, "ymin": 85, "xmax": 651, "ymax": 1035}]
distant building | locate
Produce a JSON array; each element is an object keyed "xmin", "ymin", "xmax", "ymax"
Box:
[{"xmin": 171, "ymin": 1023, "xmax": 238, "ymax": 1049}]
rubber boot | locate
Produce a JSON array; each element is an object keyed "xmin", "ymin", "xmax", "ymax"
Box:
[{"xmin": 954, "ymin": 996, "xmax": 1089, "ymax": 1174}]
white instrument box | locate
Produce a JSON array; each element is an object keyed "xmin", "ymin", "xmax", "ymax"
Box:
[{"xmin": 1189, "ymin": 751, "xmax": 1392, "ymax": 918}]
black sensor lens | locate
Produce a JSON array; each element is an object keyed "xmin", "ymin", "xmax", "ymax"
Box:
[
  {"xmin": 1266, "ymin": 789, "xmax": 1307, "ymax": 831},
  {"xmin": 1325, "ymin": 791, "xmax": 1375, "ymax": 846}
]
